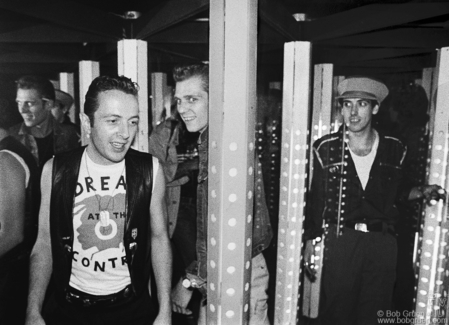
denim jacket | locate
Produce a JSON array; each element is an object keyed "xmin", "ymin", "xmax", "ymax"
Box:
[
  {"xmin": 9, "ymin": 116, "xmax": 80, "ymax": 167},
  {"xmin": 148, "ymin": 119, "xmax": 190, "ymax": 238},
  {"xmin": 305, "ymin": 127, "xmax": 412, "ymax": 240},
  {"xmin": 186, "ymin": 127, "xmax": 273, "ymax": 296}
]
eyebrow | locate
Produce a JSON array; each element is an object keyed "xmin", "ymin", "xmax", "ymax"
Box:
[
  {"xmin": 174, "ymin": 94, "xmax": 202, "ymax": 100},
  {"xmin": 343, "ymin": 99, "xmax": 368, "ymax": 103},
  {"xmin": 101, "ymin": 114, "xmax": 140, "ymax": 119}
]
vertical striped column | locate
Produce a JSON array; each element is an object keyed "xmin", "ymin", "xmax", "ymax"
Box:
[
  {"xmin": 117, "ymin": 39, "xmax": 149, "ymax": 152},
  {"xmin": 415, "ymin": 47, "xmax": 449, "ymax": 323},
  {"xmin": 421, "ymin": 68, "xmax": 434, "ymax": 110},
  {"xmin": 274, "ymin": 41, "xmax": 312, "ymax": 325},
  {"xmin": 308, "ymin": 64, "xmax": 334, "ymax": 187},
  {"xmin": 310, "ymin": 64, "xmax": 334, "ymax": 143},
  {"xmin": 150, "ymin": 72, "xmax": 167, "ymax": 128},
  {"xmin": 208, "ymin": 0, "xmax": 258, "ymax": 324},
  {"xmin": 79, "ymin": 60, "xmax": 99, "ymax": 146},
  {"xmin": 331, "ymin": 76, "xmax": 345, "ymax": 133},
  {"xmin": 302, "ymin": 63, "xmax": 333, "ymax": 319},
  {"xmin": 59, "ymin": 72, "xmax": 76, "ymax": 123},
  {"xmin": 412, "ymin": 67, "xmax": 435, "ymax": 275}
]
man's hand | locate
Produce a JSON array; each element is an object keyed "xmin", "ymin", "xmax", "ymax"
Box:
[
  {"xmin": 25, "ymin": 310, "xmax": 46, "ymax": 325},
  {"xmin": 171, "ymin": 278, "xmax": 193, "ymax": 315},
  {"xmin": 410, "ymin": 185, "xmax": 446, "ymax": 205}
]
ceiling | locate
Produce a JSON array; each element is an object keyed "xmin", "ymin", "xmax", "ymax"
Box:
[{"xmin": 0, "ymin": 0, "xmax": 448, "ymax": 92}]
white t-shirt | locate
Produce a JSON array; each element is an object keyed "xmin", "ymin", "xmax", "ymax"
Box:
[
  {"xmin": 0, "ymin": 150, "xmax": 30, "ymax": 187},
  {"xmin": 69, "ymin": 150, "xmax": 158, "ymax": 295},
  {"xmin": 348, "ymin": 131, "xmax": 379, "ymax": 190}
]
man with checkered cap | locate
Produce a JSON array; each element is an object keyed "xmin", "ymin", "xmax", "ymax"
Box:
[{"xmin": 304, "ymin": 76, "xmax": 445, "ymax": 324}]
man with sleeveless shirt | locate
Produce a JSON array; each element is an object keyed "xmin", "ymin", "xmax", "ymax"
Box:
[
  {"xmin": 304, "ymin": 77, "xmax": 445, "ymax": 324},
  {"xmin": 0, "ymin": 98, "xmax": 39, "ymax": 325},
  {"xmin": 25, "ymin": 75, "xmax": 172, "ymax": 325}
]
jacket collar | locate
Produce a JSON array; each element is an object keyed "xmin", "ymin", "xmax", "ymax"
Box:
[
  {"xmin": 198, "ymin": 126, "xmax": 208, "ymax": 145},
  {"xmin": 18, "ymin": 115, "xmax": 62, "ymax": 137}
]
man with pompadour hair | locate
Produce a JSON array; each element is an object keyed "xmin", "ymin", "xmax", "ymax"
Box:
[{"xmin": 170, "ymin": 63, "xmax": 273, "ymax": 325}]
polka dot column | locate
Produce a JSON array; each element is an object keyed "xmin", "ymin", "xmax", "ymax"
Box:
[
  {"xmin": 274, "ymin": 41, "xmax": 312, "ymax": 325},
  {"xmin": 414, "ymin": 47, "xmax": 449, "ymax": 323}
]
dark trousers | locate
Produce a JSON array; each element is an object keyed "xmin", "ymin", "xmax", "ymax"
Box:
[
  {"xmin": 171, "ymin": 197, "xmax": 200, "ymax": 324},
  {"xmin": 320, "ymin": 227, "xmax": 397, "ymax": 325},
  {"xmin": 0, "ymin": 252, "xmax": 29, "ymax": 325},
  {"xmin": 45, "ymin": 289, "xmax": 157, "ymax": 325}
]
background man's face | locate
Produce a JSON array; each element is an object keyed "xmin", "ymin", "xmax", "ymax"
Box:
[
  {"xmin": 174, "ymin": 76, "xmax": 209, "ymax": 133},
  {"xmin": 83, "ymin": 89, "xmax": 139, "ymax": 165},
  {"xmin": 341, "ymin": 98, "xmax": 379, "ymax": 133},
  {"xmin": 16, "ymin": 88, "xmax": 49, "ymax": 127},
  {"xmin": 51, "ymin": 103, "xmax": 66, "ymax": 123}
]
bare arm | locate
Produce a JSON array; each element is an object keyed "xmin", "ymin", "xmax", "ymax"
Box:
[
  {"xmin": 150, "ymin": 163, "xmax": 172, "ymax": 324},
  {"xmin": 0, "ymin": 152, "xmax": 26, "ymax": 258},
  {"xmin": 25, "ymin": 159, "xmax": 54, "ymax": 325}
]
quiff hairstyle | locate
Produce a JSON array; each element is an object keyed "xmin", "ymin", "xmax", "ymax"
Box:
[
  {"xmin": 16, "ymin": 75, "xmax": 55, "ymax": 101},
  {"xmin": 173, "ymin": 63, "xmax": 209, "ymax": 93}
]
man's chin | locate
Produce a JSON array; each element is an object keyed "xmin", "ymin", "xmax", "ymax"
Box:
[
  {"xmin": 23, "ymin": 121, "xmax": 36, "ymax": 127},
  {"xmin": 186, "ymin": 124, "xmax": 207, "ymax": 133},
  {"xmin": 185, "ymin": 126, "xmax": 199, "ymax": 133}
]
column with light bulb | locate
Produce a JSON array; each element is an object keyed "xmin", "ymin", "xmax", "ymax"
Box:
[
  {"xmin": 274, "ymin": 41, "xmax": 312, "ymax": 325},
  {"xmin": 414, "ymin": 47, "xmax": 449, "ymax": 323},
  {"xmin": 208, "ymin": 0, "xmax": 258, "ymax": 323}
]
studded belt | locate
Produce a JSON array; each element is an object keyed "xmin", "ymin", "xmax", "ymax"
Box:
[{"xmin": 65, "ymin": 284, "xmax": 133, "ymax": 308}]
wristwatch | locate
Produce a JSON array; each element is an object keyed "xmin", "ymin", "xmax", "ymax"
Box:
[
  {"xmin": 182, "ymin": 277, "xmax": 193, "ymax": 290},
  {"xmin": 182, "ymin": 275, "xmax": 202, "ymax": 290}
]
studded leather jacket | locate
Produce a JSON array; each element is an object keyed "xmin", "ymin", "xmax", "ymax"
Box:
[{"xmin": 305, "ymin": 127, "xmax": 412, "ymax": 240}]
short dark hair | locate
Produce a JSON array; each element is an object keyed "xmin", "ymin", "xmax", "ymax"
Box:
[
  {"xmin": 173, "ymin": 63, "xmax": 209, "ymax": 93},
  {"xmin": 84, "ymin": 75, "xmax": 139, "ymax": 125},
  {"xmin": 16, "ymin": 75, "xmax": 55, "ymax": 101}
]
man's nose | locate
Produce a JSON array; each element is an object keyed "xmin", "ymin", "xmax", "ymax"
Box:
[
  {"xmin": 118, "ymin": 122, "xmax": 130, "ymax": 139},
  {"xmin": 17, "ymin": 102, "xmax": 29, "ymax": 113},
  {"xmin": 177, "ymin": 101, "xmax": 187, "ymax": 114}
]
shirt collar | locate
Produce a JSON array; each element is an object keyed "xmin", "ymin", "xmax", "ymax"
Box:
[
  {"xmin": 18, "ymin": 115, "xmax": 58, "ymax": 136},
  {"xmin": 198, "ymin": 126, "xmax": 208, "ymax": 145}
]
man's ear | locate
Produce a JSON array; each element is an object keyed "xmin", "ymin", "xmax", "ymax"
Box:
[
  {"xmin": 80, "ymin": 112, "xmax": 91, "ymax": 136},
  {"xmin": 372, "ymin": 104, "xmax": 380, "ymax": 115}
]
